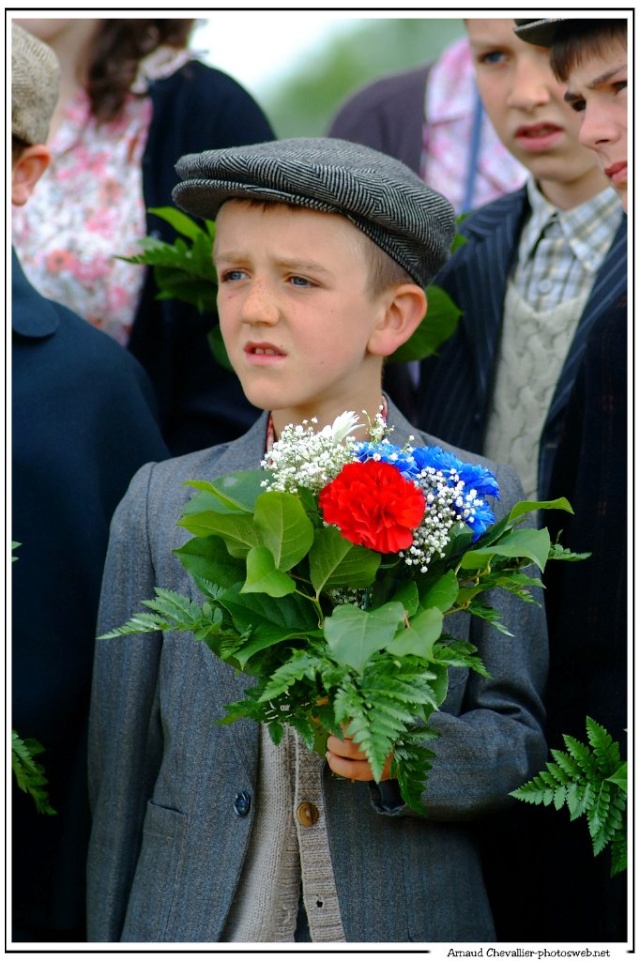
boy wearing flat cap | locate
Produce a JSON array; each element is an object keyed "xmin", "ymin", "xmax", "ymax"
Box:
[
  {"xmin": 87, "ymin": 139, "xmax": 548, "ymax": 943},
  {"xmin": 11, "ymin": 23, "xmax": 168, "ymax": 944}
]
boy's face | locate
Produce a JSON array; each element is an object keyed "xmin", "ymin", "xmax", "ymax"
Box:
[
  {"xmin": 213, "ymin": 201, "xmax": 392, "ymax": 434},
  {"xmin": 564, "ymin": 38, "xmax": 627, "ymax": 211},
  {"xmin": 466, "ymin": 18, "xmax": 605, "ymax": 208}
]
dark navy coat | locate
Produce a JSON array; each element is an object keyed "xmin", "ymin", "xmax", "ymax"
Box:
[{"xmin": 12, "ymin": 250, "xmax": 170, "ymax": 936}]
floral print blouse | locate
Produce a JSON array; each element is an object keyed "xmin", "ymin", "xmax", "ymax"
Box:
[{"xmin": 12, "ymin": 47, "xmax": 191, "ymax": 346}]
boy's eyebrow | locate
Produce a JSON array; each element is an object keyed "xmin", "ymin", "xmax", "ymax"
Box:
[
  {"xmin": 214, "ymin": 250, "xmax": 333, "ymax": 276},
  {"xmin": 564, "ymin": 63, "xmax": 626, "ymax": 102}
]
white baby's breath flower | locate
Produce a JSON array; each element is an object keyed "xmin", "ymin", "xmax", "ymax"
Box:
[{"xmin": 262, "ymin": 413, "xmax": 364, "ymax": 494}]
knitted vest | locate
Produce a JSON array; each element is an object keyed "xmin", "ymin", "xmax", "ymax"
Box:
[{"xmin": 484, "ymin": 279, "xmax": 590, "ymax": 500}]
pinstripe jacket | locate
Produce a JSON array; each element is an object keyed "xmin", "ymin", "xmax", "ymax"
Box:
[
  {"xmin": 416, "ymin": 187, "xmax": 627, "ymax": 500},
  {"xmin": 87, "ymin": 402, "xmax": 548, "ymax": 943}
]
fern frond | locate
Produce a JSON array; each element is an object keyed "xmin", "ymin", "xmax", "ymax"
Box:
[
  {"xmin": 12, "ymin": 730, "xmax": 56, "ymax": 815},
  {"xmin": 511, "ymin": 718, "xmax": 627, "ymax": 874}
]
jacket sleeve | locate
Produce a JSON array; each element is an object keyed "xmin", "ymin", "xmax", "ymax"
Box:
[
  {"xmin": 372, "ymin": 461, "xmax": 549, "ymax": 821},
  {"xmin": 86, "ymin": 465, "xmax": 165, "ymax": 942}
]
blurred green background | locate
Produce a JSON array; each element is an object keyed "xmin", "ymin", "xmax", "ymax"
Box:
[{"xmin": 228, "ymin": 18, "xmax": 465, "ymax": 140}]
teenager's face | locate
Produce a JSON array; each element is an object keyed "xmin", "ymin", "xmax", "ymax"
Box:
[
  {"xmin": 564, "ymin": 40, "xmax": 628, "ymax": 211},
  {"xmin": 214, "ymin": 202, "xmax": 390, "ymax": 435},
  {"xmin": 466, "ymin": 18, "xmax": 605, "ymax": 208}
]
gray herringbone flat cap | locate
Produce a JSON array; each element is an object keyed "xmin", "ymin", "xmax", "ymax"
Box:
[
  {"xmin": 12, "ymin": 23, "xmax": 60, "ymax": 145},
  {"xmin": 514, "ymin": 19, "xmax": 566, "ymax": 46},
  {"xmin": 173, "ymin": 138, "xmax": 456, "ymax": 288}
]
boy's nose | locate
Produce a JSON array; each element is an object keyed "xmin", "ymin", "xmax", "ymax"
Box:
[
  {"xmin": 507, "ymin": 60, "xmax": 551, "ymax": 111},
  {"xmin": 240, "ymin": 280, "xmax": 280, "ymax": 326},
  {"xmin": 578, "ymin": 106, "xmax": 618, "ymax": 151}
]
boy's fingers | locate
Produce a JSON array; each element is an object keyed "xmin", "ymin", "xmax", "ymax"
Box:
[{"xmin": 326, "ymin": 733, "xmax": 366, "ymax": 760}]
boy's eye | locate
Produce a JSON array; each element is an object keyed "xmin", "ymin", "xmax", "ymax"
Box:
[
  {"xmin": 614, "ymin": 80, "xmax": 628, "ymax": 94},
  {"xmin": 288, "ymin": 275, "xmax": 314, "ymax": 288},
  {"xmin": 570, "ymin": 98, "xmax": 586, "ymax": 113},
  {"xmin": 220, "ymin": 269, "xmax": 246, "ymax": 282},
  {"xmin": 478, "ymin": 50, "xmax": 507, "ymax": 66}
]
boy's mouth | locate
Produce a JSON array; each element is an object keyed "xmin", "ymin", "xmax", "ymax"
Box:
[
  {"xmin": 604, "ymin": 161, "xmax": 627, "ymax": 185},
  {"xmin": 514, "ymin": 122, "xmax": 563, "ymax": 152},
  {"xmin": 245, "ymin": 341, "xmax": 286, "ymax": 358}
]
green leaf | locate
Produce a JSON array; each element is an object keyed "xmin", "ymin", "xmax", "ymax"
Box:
[
  {"xmin": 241, "ymin": 545, "xmax": 297, "ymax": 596},
  {"xmin": 219, "ymin": 588, "xmax": 320, "ymax": 668},
  {"xmin": 12, "ymin": 730, "xmax": 56, "ymax": 815},
  {"xmin": 387, "ymin": 607, "xmax": 443, "ymax": 658},
  {"xmin": 179, "ymin": 511, "xmax": 260, "ymax": 556},
  {"xmin": 254, "ymin": 491, "xmax": 315, "ymax": 571},
  {"xmin": 507, "ymin": 497, "xmax": 574, "ymax": 523},
  {"xmin": 389, "ymin": 284, "xmax": 462, "ymax": 364},
  {"xmin": 184, "ymin": 470, "xmax": 266, "ymax": 512},
  {"xmin": 459, "ymin": 527, "xmax": 551, "ymax": 573},
  {"xmin": 323, "ymin": 602, "xmax": 406, "ymax": 672},
  {"xmin": 389, "ymin": 580, "xmax": 419, "ymax": 617},
  {"xmin": 309, "ymin": 526, "xmax": 380, "ymax": 593},
  {"xmin": 148, "ymin": 206, "xmax": 213, "ymax": 241},
  {"xmin": 606, "ymin": 762, "xmax": 628, "ymax": 791},
  {"xmin": 174, "ymin": 534, "xmax": 244, "ymax": 588},
  {"xmin": 419, "ymin": 569, "xmax": 459, "ymax": 612}
]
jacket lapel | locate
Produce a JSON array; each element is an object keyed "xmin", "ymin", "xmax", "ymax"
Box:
[
  {"xmin": 460, "ymin": 189, "xmax": 528, "ymax": 402},
  {"xmin": 546, "ymin": 217, "xmax": 627, "ymax": 429}
]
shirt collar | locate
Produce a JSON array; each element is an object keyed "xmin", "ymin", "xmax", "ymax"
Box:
[{"xmin": 522, "ymin": 178, "xmax": 624, "ymax": 272}]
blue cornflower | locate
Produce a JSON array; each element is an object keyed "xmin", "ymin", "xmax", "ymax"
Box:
[
  {"xmin": 411, "ymin": 446, "xmax": 500, "ymax": 499},
  {"xmin": 353, "ymin": 441, "xmax": 418, "ymax": 479},
  {"xmin": 459, "ymin": 496, "xmax": 496, "ymax": 537}
]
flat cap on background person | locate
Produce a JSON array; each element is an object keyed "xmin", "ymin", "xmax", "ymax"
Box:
[
  {"xmin": 173, "ymin": 137, "xmax": 456, "ymax": 288},
  {"xmin": 513, "ymin": 18, "xmax": 567, "ymax": 46},
  {"xmin": 11, "ymin": 22, "xmax": 60, "ymax": 145}
]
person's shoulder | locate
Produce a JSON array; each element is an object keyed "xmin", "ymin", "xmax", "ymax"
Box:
[
  {"xmin": 53, "ymin": 307, "xmax": 148, "ymax": 374},
  {"xmin": 149, "ymin": 57, "xmax": 274, "ymax": 143},
  {"xmin": 459, "ymin": 186, "xmax": 529, "ymax": 235},
  {"xmin": 332, "ymin": 63, "xmax": 430, "ymax": 116},
  {"xmin": 153, "ymin": 57, "xmax": 264, "ymax": 106}
]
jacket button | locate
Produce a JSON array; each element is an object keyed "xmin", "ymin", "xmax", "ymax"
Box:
[
  {"xmin": 296, "ymin": 802, "xmax": 319, "ymax": 826},
  {"xmin": 233, "ymin": 790, "xmax": 251, "ymax": 817}
]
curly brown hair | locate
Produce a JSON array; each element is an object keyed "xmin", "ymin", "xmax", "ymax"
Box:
[{"xmin": 86, "ymin": 19, "xmax": 195, "ymax": 122}]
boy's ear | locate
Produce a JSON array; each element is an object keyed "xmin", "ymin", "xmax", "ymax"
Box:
[
  {"xmin": 12, "ymin": 144, "xmax": 51, "ymax": 206},
  {"xmin": 367, "ymin": 284, "xmax": 428, "ymax": 357}
]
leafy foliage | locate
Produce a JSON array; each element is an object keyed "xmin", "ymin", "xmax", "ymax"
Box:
[
  {"xmin": 12, "ymin": 730, "xmax": 56, "ymax": 816},
  {"xmin": 511, "ymin": 717, "xmax": 627, "ymax": 876},
  {"xmin": 102, "ymin": 451, "xmax": 582, "ymax": 812}
]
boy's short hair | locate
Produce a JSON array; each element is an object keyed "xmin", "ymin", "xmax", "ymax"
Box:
[
  {"xmin": 11, "ymin": 23, "xmax": 60, "ymax": 146},
  {"xmin": 173, "ymin": 138, "xmax": 455, "ymax": 289},
  {"xmin": 514, "ymin": 18, "xmax": 628, "ymax": 82}
]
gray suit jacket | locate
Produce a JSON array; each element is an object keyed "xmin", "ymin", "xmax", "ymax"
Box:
[{"xmin": 87, "ymin": 402, "xmax": 548, "ymax": 943}]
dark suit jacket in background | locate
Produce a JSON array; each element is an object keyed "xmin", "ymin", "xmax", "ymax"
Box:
[
  {"xmin": 416, "ymin": 187, "xmax": 627, "ymax": 501},
  {"xmin": 328, "ymin": 65, "xmax": 429, "ymax": 176},
  {"xmin": 12, "ymin": 250, "xmax": 170, "ymax": 938},
  {"xmin": 129, "ymin": 60, "xmax": 275, "ymax": 455}
]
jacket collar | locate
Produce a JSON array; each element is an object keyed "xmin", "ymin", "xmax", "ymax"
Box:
[{"xmin": 12, "ymin": 248, "xmax": 59, "ymax": 338}]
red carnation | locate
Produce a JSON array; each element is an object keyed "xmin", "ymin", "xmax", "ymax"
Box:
[{"xmin": 318, "ymin": 460, "xmax": 426, "ymax": 555}]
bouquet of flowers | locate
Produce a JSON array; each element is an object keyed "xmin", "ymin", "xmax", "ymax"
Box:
[{"xmin": 104, "ymin": 411, "xmax": 583, "ymax": 811}]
